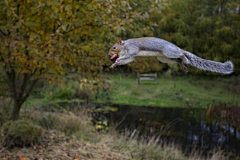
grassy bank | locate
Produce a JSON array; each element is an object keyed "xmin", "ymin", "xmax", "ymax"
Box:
[
  {"xmin": 0, "ymin": 104, "xmax": 224, "ymax": 160},
  {"xmin": 23, "ymin": 73, "xmax": 240, "ymax": 109},
  {"xmin": 99, "ymin": 74, "xmax": 240, "ymax": 107}
]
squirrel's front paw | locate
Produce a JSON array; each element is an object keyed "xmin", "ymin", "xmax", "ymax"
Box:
[
  {"xmin": 110, "ymin": 63, "xmax": 118, "ymax": 68},
  {"xmin": 110, "ymin": 59, "xmax": 122, "ymax": 68}
]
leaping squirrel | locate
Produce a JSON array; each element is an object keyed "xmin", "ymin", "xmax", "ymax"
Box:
[{"xmin": 108, "ymin": 37, "xmax": 234, "ymax": 74}]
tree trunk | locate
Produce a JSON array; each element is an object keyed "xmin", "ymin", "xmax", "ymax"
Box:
[
  {"xmin": 11, "ymin": 100, "xmax": 22, "ymax": 120},
  {"xmin": 10, "ymin": 78, "xmax": 38, "ymax": 120}
]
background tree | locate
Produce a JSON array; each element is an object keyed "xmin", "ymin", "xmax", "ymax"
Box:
[
  {"xmin": 0, "ymin": 0, "xmax": 147, "ymax": 120},
  {"xmin": 154, "ymin": 0, "xmax": 240, "ymax": 74}
]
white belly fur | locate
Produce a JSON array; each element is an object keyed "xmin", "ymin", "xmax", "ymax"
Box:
[
  {"xmin": 119, "ymin": 50, "xmax": 177, "ymax": 65},
  {"xmin": 157, "ymin": 56, "xmax": 177, "ymax": 64},
  {"xmin": 138, "ymin": 51, "xmax": 177, "ymax": 64},
  {"xmin": 119, "ymin": 50, "xmax": 163, "ymax": 57},
  {"xmin": 137, "ymin": 50, "xmax": 164, "ymax": 56}
]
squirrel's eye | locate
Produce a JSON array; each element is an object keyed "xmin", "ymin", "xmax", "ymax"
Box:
[{"xmin": 113, "ymin": 46, "xmax": 116, "ymax": 50}]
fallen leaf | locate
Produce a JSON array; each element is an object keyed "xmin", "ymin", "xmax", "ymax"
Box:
[{"xmin": 19, "ymin": 157, "xmax": 26, "ymax": 160}]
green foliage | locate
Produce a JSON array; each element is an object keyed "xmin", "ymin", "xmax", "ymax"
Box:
[
  {"xmin": 53, "ymin": 86, "xmax": 75, "ymax": 100},
  {"xmin": 154, "ymin": 0, "xmax": 240, "ymax": 74},
  {"xmin": 39, "ymin": 77, "xmax": 96, "ymax": 102},
  {"xmin": 0, "ymin": 120, "xmax": 43, "ymax": 148}
]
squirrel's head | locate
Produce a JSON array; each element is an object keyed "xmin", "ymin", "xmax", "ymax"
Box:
[{"xmin": 108, "ymin": 38, "xmax": 124, "ymax": 62}]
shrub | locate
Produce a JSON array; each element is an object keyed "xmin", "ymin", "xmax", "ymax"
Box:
[
  {"xmin": 76, "ymin": 86, "xmax": 93, "ymax": 101},
  {"xmin": 32, "ymin": 112, "xmax": 88, "ymax": 135},
  {"xmin": 53, "ymin": 86, "xmax": 75, "ymax": 100},
  {"xmin": 42, "ymin": 80, "xmax": 94, "ymax": 101},
  {"xmin": 0, "ymin": 120, "xmax": 43, "ymax": 148},
  {"xmin": 58, "ymin": 117, "xmax": 83, "ymax": 135},
  {"xmin": 38, "ymin": 113, "xmax": 61, "ymax": 130}
]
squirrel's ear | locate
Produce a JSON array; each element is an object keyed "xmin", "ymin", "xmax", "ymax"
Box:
[{"xmin": 117, "ymin": 38, "xmax": 124, "ymax": 45}]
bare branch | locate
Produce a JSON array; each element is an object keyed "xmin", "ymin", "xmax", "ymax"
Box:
[{"xmin": 22, "ymin": 79, "xmax": 38, "ymax": 102}]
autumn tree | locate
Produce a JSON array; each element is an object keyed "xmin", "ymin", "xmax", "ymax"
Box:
[{"xmin": 0, "ymin": 0, "xmax": 146, "ymax": 120}]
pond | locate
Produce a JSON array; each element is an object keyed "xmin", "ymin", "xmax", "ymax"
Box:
[{"xmin": 92, "ymin": 104, "xmax": 240, "ymax": 158}]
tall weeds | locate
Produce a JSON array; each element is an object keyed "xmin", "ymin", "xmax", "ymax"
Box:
[{"xmin": 100, "ymin": 129, "xmax": 225, "ymax": 160}]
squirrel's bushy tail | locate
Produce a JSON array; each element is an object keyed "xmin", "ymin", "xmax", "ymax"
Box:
[{"xmin": 183, "ymin": 51, "xmax": 234, "ymax": 74}]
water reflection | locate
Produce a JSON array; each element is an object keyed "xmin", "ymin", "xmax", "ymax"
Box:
[{"xmin": 93, "ymin": 104, "xmax": 240, "ymax": 156}]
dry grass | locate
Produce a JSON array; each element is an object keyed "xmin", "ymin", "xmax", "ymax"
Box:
[
  {"xmin": 100, "ymin": 129, "xmax": 225, "ymax": 160},
  {"xmin": 101, "ymin": 130, "xmax": 187, "ymax": 160}
]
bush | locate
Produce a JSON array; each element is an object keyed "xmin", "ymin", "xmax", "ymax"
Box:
[
  {"xmin": 52, "ymin": 86, "xmax": 75, "ymax": 100},
  {"xmin": 76, "ymin": 86, "xmax": 93, "ymax": 101},
  {"xmin": 38, "ymin": 113, "xmax": 61, "ymax": 130},
  {"xmin": 0, "ymin": 120, "xmax": 43, "ymax": 148},
  {"xmin": 33, "ymin": 112, "xmax": 88, "ymax": 135},
  {"xmin": 43, "ymin": 80, "xmax": 94, "ymax": 102},
  {"xmin": 58, "ymin": 117, "xmax": 83, "ymax": 135}
]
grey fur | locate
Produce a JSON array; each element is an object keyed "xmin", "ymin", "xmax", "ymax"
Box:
[
  {"xmin": 125, "ymin": 37, "xmax": 184, "ymax": 58},
  {"xmin": 183, "ymin": 50, "xmax": 234, "ymax": 74},
  {"xmin": 111, "ymin": 37, "xmax": 234, "ymax": 74}
]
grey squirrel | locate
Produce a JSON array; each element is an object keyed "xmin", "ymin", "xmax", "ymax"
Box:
[{"xmin": 108, "ymin": 37, "xmax": 234, "ymax": 74}]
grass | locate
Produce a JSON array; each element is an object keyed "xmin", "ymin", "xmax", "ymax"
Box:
[
  {"xmin": 96, "ymin": 74, "xmax": 240, "ymax": 107},
  {"xmin": 23, "ymin": 73, "xmax": 240, "ymax": 109}
]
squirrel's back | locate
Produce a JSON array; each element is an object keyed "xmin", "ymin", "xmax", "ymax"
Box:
[{"xmin": 127, "ymin": 37, "xmax": 184, "ymax": 58}]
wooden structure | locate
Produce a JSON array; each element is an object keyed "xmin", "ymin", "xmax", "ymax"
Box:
[{"xmin": 137, "ymin": 73, "xmax": 157, "ymax": 85}]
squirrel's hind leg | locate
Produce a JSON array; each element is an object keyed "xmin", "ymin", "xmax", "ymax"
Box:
[
  {"xmin": 181, "ymin": 54, "xmax": 190, "ymax": 64},
  {"xmin": 177, "ymin": 58, "xmax": 188, "ymax": 73}
]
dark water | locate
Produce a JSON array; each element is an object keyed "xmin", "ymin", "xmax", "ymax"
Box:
[{"xmin": 93, "ymin": 104, "xmax": 240, "ymax": 158}]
